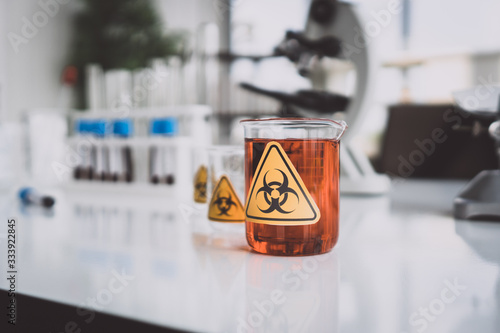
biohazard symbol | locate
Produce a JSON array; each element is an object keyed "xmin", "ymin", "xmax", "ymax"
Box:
[
  {"xmin": 213, "ymin": 191, "xmax": 237, "ymax": 216},
  {"xmin": 245, "ymin": 141, "xmax": 321, "ymax": 226},
  {"xmin": 193, "ymin": 165, "xmax": 208, "ymax": 203},
  {"xmin": 208, "ymin": 176, "xmax": 245, "ymax": 223},
  {"xmin": 257, "ymin": 169, "xmax": 298, "ymax": 214}
]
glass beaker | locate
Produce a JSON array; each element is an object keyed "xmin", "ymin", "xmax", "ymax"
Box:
[
  {"xmin": 241, "ymin": 118, "xmax": 347, "ymax": 256},
  {"xmin": 207, "ymin": 146, "xmax": 246, "ymax": 201},
  {"xmin": 207, "ymin": 146, "xmax": 246, "ymax": 229}
]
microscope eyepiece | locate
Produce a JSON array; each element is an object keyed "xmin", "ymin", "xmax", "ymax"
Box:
[{"xmin": 309, "ymin": 0, "xmax": 336, "ymax": 25}]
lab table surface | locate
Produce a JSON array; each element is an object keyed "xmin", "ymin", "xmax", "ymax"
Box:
[{"xmin": 0, "ymin": 180, "xmax": 499, "ymax": 333}]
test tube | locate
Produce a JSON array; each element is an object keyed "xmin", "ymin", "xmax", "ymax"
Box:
[
  {"xmin": 149, "ymin": 118, "xmax": 178, "ymax": 185},
  {"xmin": 148, "ymin": 59, "xmax": 169, "ymax": 107},
  {"xmin": 85, "ymin": 64, "xmax": 105, "ymax": 110},
  {"xmin": 89, "ymin": 120, "xmax": 111, "ymax": 181},
  {"xmin": 105, "ymin": 69, "xmax": 132, "ymax": 110},
  {"xmin": 73, "ymin": 120, "xmax": 92, "ymax": 180},
  {"xmin": 19, "ymin": 187, "xmax": 55, "ymax": 208},
  {"xmin": 110, "ymin": 119, "xmax": 134, "ymax": 182},
  {"xmin": 167, "ymin": 56, "xmax": 183, "ymax": 106}
]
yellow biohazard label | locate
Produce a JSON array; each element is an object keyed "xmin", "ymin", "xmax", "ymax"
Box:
[
  {"xmin": 194, "ymin": 165, "xmax": 208, "ymax": 203},
  {"xmin": 245, "ymin": 141, "xmax": 321, "ymax": 226},
  {"xmin": 208, "ymin": 175, "xmax": 245, "ymax": 223}
]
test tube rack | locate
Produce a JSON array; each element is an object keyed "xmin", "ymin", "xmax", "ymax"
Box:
[{"xmin": 64, "ymin": 105, "xmax": 212, "ymax": 199}]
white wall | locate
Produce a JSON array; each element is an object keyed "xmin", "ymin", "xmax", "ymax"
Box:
[
  {"xmin": 1, "ymin": 0, "xmax": 79, "ymax": 121},
  {"xmin": 0, "ymin": 1, "xmax": 8, "ymax": 119},
  {"xmin": 410, "ymin": 0, "xmax": 500, "ymax": 53}
]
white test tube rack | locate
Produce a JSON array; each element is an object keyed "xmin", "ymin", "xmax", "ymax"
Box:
[{"xmin": 64, "ymin": 105, "xmax": 212, "ymax": 199}]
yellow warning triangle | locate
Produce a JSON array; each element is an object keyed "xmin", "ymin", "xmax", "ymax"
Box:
[
  {"xmin": 245, "ymin": 141, "xmax": 321, "ymax": 226},
  {"xmin": 193, "ymin": 165, "xmax": 208, "ymax": 203},
  {"xmin": 208, "ymin": 176, "xmax": 245, "ymax": 223}
]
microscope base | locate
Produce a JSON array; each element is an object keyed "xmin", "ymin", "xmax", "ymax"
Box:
[
  {"xmin": 454, "ymin": 170, "xmax": 500, "ymax": 220},
  {"xmin": 340, "ymin": 143, "xmax": 391, "ymax": 195}
]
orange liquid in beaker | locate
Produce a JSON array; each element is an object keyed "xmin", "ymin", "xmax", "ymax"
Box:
[{"xmin": 245, "ymin": 138, "xmax": 340, "ymax": 256}]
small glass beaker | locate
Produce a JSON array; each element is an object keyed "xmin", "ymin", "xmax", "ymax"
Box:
[
  {"xmin": 207, "ymin": 146, "xmax": 245, "ymax": 199},
  {"xmin": 192, "ymin": 146, "xmax": 209, "ymax": 204},
  {"xmin": 241, "ymin": 118, "xmax": 347, "ymax": 256},
  {"xmin": 207, "ymin": 146, "xmax": 246, "ymax": 228}
]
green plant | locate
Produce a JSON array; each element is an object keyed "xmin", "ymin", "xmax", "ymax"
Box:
[{"xmin": 69, "ymin": 0, "xmax": 185, "ymax": 108}]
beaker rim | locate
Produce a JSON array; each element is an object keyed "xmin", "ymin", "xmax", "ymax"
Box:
[
  {"xmin": 240, "ymin": 117, "xmax": 345, "ymax": 127},
  {"xmin": 240, "ymin": 117, "xmax": 348, "ymax": 139}
]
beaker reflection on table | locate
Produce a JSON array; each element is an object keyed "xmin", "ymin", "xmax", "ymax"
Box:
[{"xmin": 242, "ymin": 251, "xmax": 339, "ymax": 333}]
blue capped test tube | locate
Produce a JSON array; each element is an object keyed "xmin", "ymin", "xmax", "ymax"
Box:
[
  {"xmin": 19, "ymin": 187, "xmax": 55, "ymax": 208},
  {"xmin": 149, "ymin": 118, "xmax": 178, "ymax": 185},
  {"xmin": 73, "ymin": 119, "xmax": 93, "ymax": 180},
  {"xmin": 110, "ymin": 119, "xmax": 134, "ymax": 182},
  {"xmin": 89, "ymin": 119, "xmax": 111, "ymax": 181}
]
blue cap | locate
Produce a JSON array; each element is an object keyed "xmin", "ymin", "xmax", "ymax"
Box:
[
  {"xmin": 18, "ymin": 187, "xmax": 33, "ymax": 201},
  {"xmin": 89, "ymin": 120, "xmax": 108, "ymax": 137},
  {"xmin": 75, "ymin": 120, "xmax": 92, "ymax": 134},
  {"xmin": 150, "ymin": 117, "xmax": 178, "ymax": 136},
  {"xmin": 113, "ymin": 119, "xmax": 133, "ymax": 138}
]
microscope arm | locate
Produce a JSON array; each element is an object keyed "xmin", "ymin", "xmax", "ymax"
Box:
[{"xmin": 240, "ymin": 82, "xmax": 350, "ymax": 114}]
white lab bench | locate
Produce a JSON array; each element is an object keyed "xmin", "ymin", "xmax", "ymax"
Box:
[{"xmin": 0, "ymin": 179, "xmax": 499, "ymax": 333}]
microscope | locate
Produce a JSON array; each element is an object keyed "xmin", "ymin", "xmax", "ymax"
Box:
[
  {"xmin": 454, "ymin": 91, "xmax": 500, "ymax": 220},
  {"xmin": 240, "ymin": 0, "xmax": 390, "ymax": 195}
]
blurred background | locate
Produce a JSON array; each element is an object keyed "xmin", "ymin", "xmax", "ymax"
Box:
[{"xmin": 1, "ymin": 0, "xmax": 500, "ymax": 196}]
